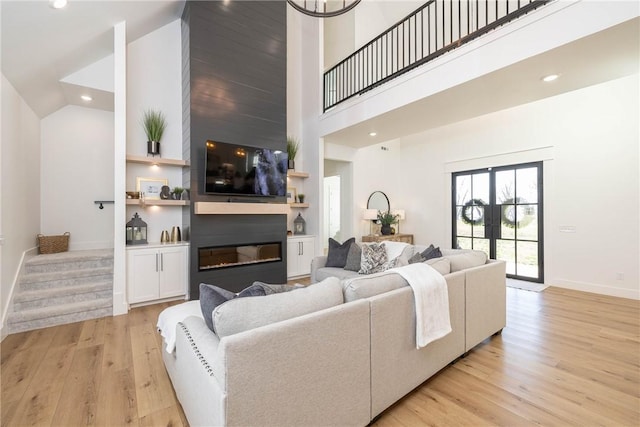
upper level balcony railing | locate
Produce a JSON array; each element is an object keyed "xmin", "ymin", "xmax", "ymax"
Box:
[{"xmin": 323, "ymin": 0, "xmax": 552, "ymax": 112}]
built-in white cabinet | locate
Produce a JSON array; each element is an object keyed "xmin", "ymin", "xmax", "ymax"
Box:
[
  {"xmin": 287, "ymin": 235, "xmax": 315, "ymax": 278},
  {"xmin": 127, "ymin": 243, "xmax": 189, "ymax": 304}
]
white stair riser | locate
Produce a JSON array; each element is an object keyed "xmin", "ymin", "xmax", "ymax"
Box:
[
  {"xmin": 25, "ymin": 258, "xmax": 113, "ymax": 274},
  {"xmin": 20, "ymin": 274, "xmax": 113, "ymax": 291},
  {"xmin": 14, "ymin": 289, "xmax": 112, "ymax": 311},
  {"xmin": 8, "ymin": 307, "xmax": 112, "ymax": 334}
]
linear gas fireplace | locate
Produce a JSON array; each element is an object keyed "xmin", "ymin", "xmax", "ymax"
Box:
[{"xmin": 199, "ymin": 242, "xmax": 282, "ymax": 271}]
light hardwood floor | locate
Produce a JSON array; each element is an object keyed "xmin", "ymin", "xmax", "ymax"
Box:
[{"xmin": 1, "ymin": 286, "xmax": 638, "ymax": 426}]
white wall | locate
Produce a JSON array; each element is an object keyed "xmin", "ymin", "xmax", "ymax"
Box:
[
  {"xmin": 40, "ymin": 105, "xmax": 114, "ymax": 250},
  {"xmin": 348, "ymin": 75, "xmax": 639, "ymax": 299},
  {"xmin": 1, "ymin": 74, "xmax": 41, "ymax": 332},
  {"xmin": 126, "ymin": 19, "xmax": 183, "ymax": 243},
  {"xmin": 288, "ymin": 7, "xmax": 324, "ymax": 252}
]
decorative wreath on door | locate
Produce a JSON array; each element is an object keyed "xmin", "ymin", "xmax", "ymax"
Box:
[
  {"xmin": 500, "ymin": 197, "xmax": 535, "ymax": 229},
  {"xmin": 461, "ymin": 199, "xmax": 486, "ymax": 226}
]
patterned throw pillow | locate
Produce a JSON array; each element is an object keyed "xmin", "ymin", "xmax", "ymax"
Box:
[{"xmin": 359, "ymin": 243, "xmax": 388, "ymax": 274}]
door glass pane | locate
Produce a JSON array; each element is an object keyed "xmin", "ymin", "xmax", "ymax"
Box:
[
  {"xmin": 472, "ymin": 173, "xmax": 490, "ymax": 204},
  {"xmin": 496, "ymin": 170, "xmax": 515, "ymax": 204},
  {"xmin": 473, "ymin": 238, "xmax": 490, "ymax": 257},
  {"xmin": 456, "ymin": 175, "xmax": 471, "ymax": 205},
  {"xmin": 517, "ymin": 241, "xmax": 538, "ymax": 278},
  {"xmin": 516, "ymin": 167, "xmax": 538, "ymax": 204},
  {"xmin": 456, "ymin": 237, "xmax": 472, "ymax": 250},
  {"xmin": 496, "ymin": 239, "xmax": 515, "ymax": 275},
  {"xmin": 500, "ymin": 203, "xmax": 516, "ymax": 240},
  {"xmin": 517, "ymin": 204, "xmax": 538, "ymax": 241},
  {"xmin": 456, "ymin": 206, "xmax": 472, "ymax": 237}
]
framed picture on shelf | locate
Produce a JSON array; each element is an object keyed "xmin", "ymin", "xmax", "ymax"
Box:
[
  {"xmin": 137, "ymin": 177, "xmax": 168, "ymax": 200},
  {"xmin": 286, "ymin": 187, "xmax": 297, "ymax": 204}
]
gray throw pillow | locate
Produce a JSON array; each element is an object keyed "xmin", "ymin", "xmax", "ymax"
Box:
[
  {"xmin": 199, "ymin": 283, "xmax": 237, "ymax": 331},
  {"xmin": 344, "ymin": 243, "xmax": 362, "ymax": 271},
  {"xmin": 408, "ymin": 252, "xmax": 424, "ymax": 264},
  {"xmin": 326, "ymin": 237, "xmax": 355, "ymax": 268},
  {"xmin": 251, "ymin": 281, "xmax": 302, "ymax": 293},
  {"xmin": 422, "ymin": 245, "xmax": 442, "ymax": 260}
]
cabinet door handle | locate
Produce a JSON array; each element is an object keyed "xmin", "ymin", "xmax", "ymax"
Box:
[
  {"xmin": 155, "ymin": 253, "xmax": 159, "ymax": 272},
  {"xmin": 161, "ymin": 253, "xmax": 164, "ymax": 271},
  {"xmin": 299, "ymin": 242, "xmax": 302, "ymax": 256}
]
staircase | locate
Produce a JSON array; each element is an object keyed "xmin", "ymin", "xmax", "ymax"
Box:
[{"xmin": 7, "ymin": 249, "xmax": 113, "ymax": 334}]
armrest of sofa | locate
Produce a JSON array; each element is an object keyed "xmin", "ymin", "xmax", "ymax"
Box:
[
  {"xmin": 310, "ymin": 255, "xmax": 328, "ymax": 283},
  {"xmin": 219, "ymin": 300, "xmax": 371, "ymax": 427},
  {"xmin": 464, "ymin": 259, "xmax": 506, "ymax": 352}
]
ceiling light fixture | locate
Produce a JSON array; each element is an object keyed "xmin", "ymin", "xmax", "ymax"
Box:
[
  {"xmin": 49, "ymin": 0, "xmax": 68, "ymax": 9},
  {"xmin": 81, "ymin": 95, "xmax": 92, "ymax": 101},
  {"xmin": 542, "ymin": 74, "xmax": 559, "ymax": 82},
  {"xmin": 286, "ymin": 0, "xmax": 361, "ymax": 18},
  {"xmin": 369, "ymin": 132, "xmax": 377, "ymax": 137}
]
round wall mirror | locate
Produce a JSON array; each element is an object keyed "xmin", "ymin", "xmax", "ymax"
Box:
[{"xmin": 367, "ymin": 191, "xmax": 390, "ymax": 213}]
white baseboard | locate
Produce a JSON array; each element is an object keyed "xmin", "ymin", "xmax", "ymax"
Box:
[
  {"xmin": 1, "ymin": 246, "xmax": 38, "ymax": 340},
  {"xmin": 552, "ymin": 279, "xmax": 639, "ymax": 300}
]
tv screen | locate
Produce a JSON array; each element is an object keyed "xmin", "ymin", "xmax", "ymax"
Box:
[{"xmin": 204, "ymin": 140, "xmax": 288, "ymax": 197}]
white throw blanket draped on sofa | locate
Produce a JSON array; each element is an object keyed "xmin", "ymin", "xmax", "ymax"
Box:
[{"xmin": 390, "ymin": 263, "xmax": 452, "ymax": 349}]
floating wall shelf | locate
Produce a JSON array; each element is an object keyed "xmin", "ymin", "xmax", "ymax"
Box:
[
  {"xmin": 287, "ymin": 171, "xmax": 309, "ymax": 178},
  {"xmin": 126, "ymin": 199, "xmax": 190, "ymax": 206},
  {"xmin": 126, "ymin": 154, "xmax": 190, "ymax": 167}
]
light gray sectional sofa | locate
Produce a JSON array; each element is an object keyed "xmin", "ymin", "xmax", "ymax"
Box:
[{"xmin": 160, "ymin": 242, "xmax": 506, "ymax": 426}]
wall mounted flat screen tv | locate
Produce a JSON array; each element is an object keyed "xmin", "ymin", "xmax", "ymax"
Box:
[{"xmin": 204, "ymin": 140, "xmax": 288, "ymax": 197}]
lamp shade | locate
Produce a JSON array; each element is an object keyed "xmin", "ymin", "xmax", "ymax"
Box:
[
  {"xmin": 391, "ymin": 209, "xmax": 406, "ymax": 220},
  {"xmin": 363, "ymin": 209, "xmax": 378, "ymax": 220}
]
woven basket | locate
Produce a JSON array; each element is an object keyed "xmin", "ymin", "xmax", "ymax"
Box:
[{"xmin": 37, "ymin": 232, "xmax": 70, "ymax": 254}]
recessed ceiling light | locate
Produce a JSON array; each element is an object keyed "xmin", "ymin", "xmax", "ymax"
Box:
[
  {"xmin": 81, "ymin": 95, "xmax": 92, "ymax": 101},
  {"xmin": 542, "ymin": 74, "xmax": 559, "ymax": 82},
  {"xmin": 369, "ymin": 132, "xmax": 377, "ymax": 137},
  {"xmin": 50, "ymin": 0, "xmax": 68, "ymax": 9}
]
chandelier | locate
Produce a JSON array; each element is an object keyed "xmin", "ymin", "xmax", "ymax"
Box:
[{"xmin": 286, "ymin": 0, "xmax": 361, "ymax": 18}]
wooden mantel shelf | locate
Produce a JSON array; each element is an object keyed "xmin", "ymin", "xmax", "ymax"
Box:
[{"xmin": 194, "ymin": 202, "xmax": 289, "ymax": 215}]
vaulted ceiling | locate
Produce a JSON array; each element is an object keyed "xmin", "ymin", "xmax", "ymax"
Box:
[{"xmin": 1, "ymin": 0, "xmax": 185, "ymax": 118}]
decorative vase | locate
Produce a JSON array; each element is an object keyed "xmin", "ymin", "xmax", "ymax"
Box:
[
  {"xmin": 381, "ymin": 224, "xmax": 392, "ymax": 235},
  {"xmin": 288, "ymin": 159, "xmax": 295, "ymax": 170},
  {"xmin": 147, "ymin": 140, "xmax": 160, "ymax": 157}
]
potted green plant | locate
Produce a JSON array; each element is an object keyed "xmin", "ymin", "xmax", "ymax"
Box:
[
  {"xmin": 297, "ymin": 193, "xmax": 305, "ymax": 203},
  {"xmin": 377, "ymin": 210, "xmax": 399, "ymax": 235},
  {"xmin": 172, "ymin": 187, "xmax": 184, "ymax": 200},
  {"xmin": 143, "ymin": 109, "xmax": 167, "ymax": 157},
  {"xmin": 287, "ymin": 136, "xmax": 300, "ymax": 170}
]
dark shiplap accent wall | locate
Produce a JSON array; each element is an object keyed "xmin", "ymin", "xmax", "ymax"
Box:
[{"xmin": 183, "ymin": 1, "xmax": 287, "ymax": 296}]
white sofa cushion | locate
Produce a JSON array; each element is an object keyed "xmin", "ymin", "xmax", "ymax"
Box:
[{"xmin": 212, "ymin": 277, "xmax": 344, "ymax": 338}]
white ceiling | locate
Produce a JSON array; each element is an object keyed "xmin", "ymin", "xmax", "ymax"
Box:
[
  {"xmin": 323, "ymin": 16, "xmax": 640, "ymax": 148},
  {"xmin": 1, "ymin": 0, "xmax": 185, "ymax": 118}
]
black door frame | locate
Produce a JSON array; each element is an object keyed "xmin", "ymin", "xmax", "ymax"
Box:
[{"xmin": 452, "ymin": 161, "xmax": 544, "ymax": 283}]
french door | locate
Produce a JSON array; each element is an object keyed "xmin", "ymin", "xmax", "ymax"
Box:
[{"xmin": 452, "ymin": 162, "xmax": 544, "ymax": 282}]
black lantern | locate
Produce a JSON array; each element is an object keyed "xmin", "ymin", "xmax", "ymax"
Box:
[
  {"xmin": 126, "ymin": 212, "xmax": 148, "ymax": 245},
  {"xmin": 293, "ymin": 213, "xmax": 306, "ymax": 235}
]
